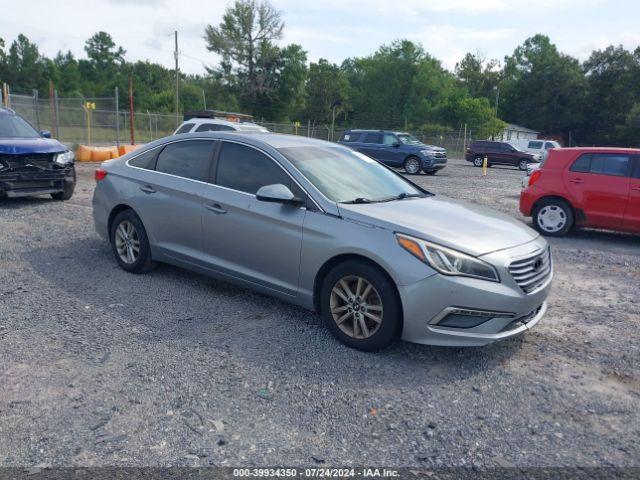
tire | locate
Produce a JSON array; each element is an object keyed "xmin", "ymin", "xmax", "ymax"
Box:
[
  {"xmin": 518, "ymin": 159, "xmax": 529, "ymax": 171},
  {"xmin": 110, "ymin": 209, "xmax": 156, "ymax": 273},
  {"xmin": 532, "ymin": 198, "xmax": 574, "ymax": 237},
  {"xmin": 473, "ymin": 156, "xmax": 484, "ymax": 167},
  {"xmin": 51, "ymin": 167, "xmax": 76, "ymax": 201},
  {"xmin": 424, "ymin": 169, "xmax": 437, "ymax": 175},
  {"xmin": 320, "ymin": 260, "xmax": 401, "ymax": 351},
  {"xmin": 403, "ymin": 156, "xmax": 421, "ymax": 175}
]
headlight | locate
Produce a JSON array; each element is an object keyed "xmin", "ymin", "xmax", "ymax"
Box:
[
  {"xmin": 54, "ymin": 150, "xmax": 75, "ymax": 166},
  {"xmin": 396, "ymin": 233, "xmax": 500, "ymax": 282},
  {"xmin": 420, "ymin": 150, "xmax": 435, "ymax": 157}
]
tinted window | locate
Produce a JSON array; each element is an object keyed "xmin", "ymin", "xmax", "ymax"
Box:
[
  {"xmin": 216, "ymin": 142, "xmax": 297, "ymax": 195},
  {"xmin": 590, "ymin": 154, "xmax": 629, "ymax": 177},
  {"xmin": 528, "ymin": 141, "xmax": 543, "ymax": 149},
  {"xmin": 194, "ymin": 123, "xmax": 220, "ymax": 132},
  {"xmin": 217, "ymin": 124, "xmax": 236, "ymax": 131},
  {"xmin": 155, "ymin": 140, "xmax": 213, "ymax": 181},
  {"xmin": 175, "ymin": 123, "xmax": 195, "ymax": 134},
  {"xmin": 545, "ymin": 142, "xmax": 556, "ymax": 149},
  {"xmin": 129, "ymin": 147, "xmax": 159, "ymax": 170},
  {"xmin": 363, "ymin": 133, "xmax": 383, "ymax": 144},
  {"xmin": 570, "ymin": 154, "xmax": 591, "ymax": 173},
  {"xmin": 500, "ymin": 143, "xmax": 513, "ymax": 152},
  {"xmin": 632, "ymin": 156, "xmax": 640, "ymax": 179},
  {"xmin": 0, "ymin": 114, "xmax": 41, "ymax": 138}
]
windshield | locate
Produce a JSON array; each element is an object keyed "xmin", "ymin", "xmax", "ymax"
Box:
[
  {"xmin": 279, "ymin": 145, "xmax": 423, "ymax": 203},
  {"xmin": 397, "ymin": 134, "xmax": 422, "ymax": 145},
  {"xmin": 0, "ymin": 114, "xmax": 41, "ymax": 138}
]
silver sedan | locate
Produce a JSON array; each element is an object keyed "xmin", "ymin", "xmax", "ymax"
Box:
[{"xmin": 92, "ymin": 133, "xmax": 552, "ymax": 351}]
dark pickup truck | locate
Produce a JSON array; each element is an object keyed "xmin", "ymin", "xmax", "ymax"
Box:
[{"xmin": 0, "ymin": 108, "xmax": 75, "ymax": 200}]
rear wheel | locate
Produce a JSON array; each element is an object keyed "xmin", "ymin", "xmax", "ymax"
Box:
[
  {"xmin": 518, "ymin": 159, "xmax": 529, "ymax": 171},
  {"xmin": 320, "ymin": 260, "xmax": 401, "ymax": 351},
  {"xmin": 532, "ymin": 199, "xmax": 574, "ymax": 237},
  {"xmin": 403, "ymin": 156, "xmax": 421, "ymax": 175},
  {"xmin": 424, "ymin": 169, "xmax": 437, "ymax": 175},
  {"xmin": 110, "ymin": 210, "xmax": 156, "ymax": 273},
  {"xmin": 473, "ymin": 156, "xmax": 484, "ymax": 167}
]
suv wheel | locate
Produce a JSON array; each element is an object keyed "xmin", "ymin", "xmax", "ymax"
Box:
[
  {"xmin": 532, "ymin": 199, "xmax": 574, "ymax": 237},
  {"xmin": 51, "ymin": 167, "xmax": 76, "ymax": 201},
  {"xmin": 518, "ymin": 159, "xmax": 529, "ymax": 171},
  {"xmin": 110, "ymin": 210, "xmax": 157, "ymax": 273},
  {"xmin": 473, "ymin": 156, "xmax": 484, "ymax": 167},
  {"xmin": 403, "ymin": 156, "xmax": 421, "ymax": 175},
  {"xmin": 320, "ymin": 260, "xmax": 401, "ymax": 352}
]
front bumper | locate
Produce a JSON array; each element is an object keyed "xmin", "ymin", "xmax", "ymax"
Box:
[
  {"xmin": 421, "ymin": 156, "xmax": 448, "ymax": 171},
  {"xmin": 0, "ymin": 165, "xmax": 74, "ymax": 197},
  {"xmin": 398, "ymin": 237, "xmax": 552, "ymax": 347}
]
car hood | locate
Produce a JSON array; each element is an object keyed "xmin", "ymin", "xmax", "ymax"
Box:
[
  {"xmin": 0, "ymin": 137, "xmax": 67, "ymax": 155},
  {"xmin": 409, "ymin": 143, "xmax": 445, "ymax": 152},
  {"xmin": 337, "ymin": 195, "xmax": 539, "ymax": 257}
]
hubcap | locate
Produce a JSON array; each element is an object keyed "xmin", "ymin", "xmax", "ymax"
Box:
[
  {"xmin": 538, "ymin": 205, "xmax": 566, "ymax": 233},
  {"xmin": 406, "ymin": 158, "xmax": 420, "ymax": 174},
  {"xmin": 114, "ymin": 220, "xmax": 140, "ymax": 264},
  {"xmin": 474, "ymin": 157, "xmax": 483, "ymax": 167},
  {"xmin": 519, "ymin": 160, "xmax": 528, "ymax": 170},
  {"xmin": 330, "ymin": 276, "xmax": 383, "ymax": 339}
]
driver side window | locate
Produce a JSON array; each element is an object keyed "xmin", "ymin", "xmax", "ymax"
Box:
[{"xmin": 382, "ymin": 134, "xmax": 397, "ymax": 146}]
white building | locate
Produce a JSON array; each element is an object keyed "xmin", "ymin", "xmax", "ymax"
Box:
[{"xmin": 497, "ymin": 123, "xmax": 539, "ymax": 142}]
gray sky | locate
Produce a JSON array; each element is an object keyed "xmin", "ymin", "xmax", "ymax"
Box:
[{"xmin": 2, "ymin": 0, "xmax": 639, "ymax": 74}]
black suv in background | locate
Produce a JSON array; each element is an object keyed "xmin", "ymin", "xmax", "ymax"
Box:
[
  {"xmin": 339, "ymin": 130, "xmax": 447, "ymax": 175},
  {"xmin": 465, "ymin": 140, "xmax": 541, "ymax": 171}
]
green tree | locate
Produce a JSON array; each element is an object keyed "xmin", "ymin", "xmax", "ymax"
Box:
[
  {"xmin": 84, "ymin": 31, "xmax": 126, "ymax": 68},
  {"xmin": 53, "ymin": 51, "xmax": 81, "ymax": 96},
  {"xmin": 304, "ymin": 59, "xmax": 349, "ymax": 124},
  {"xmin": 500, "ymin": 35, "xmax": 587, "ymax": 139},
  {"xmin": 583, "ymin": 45, "xmax": 640, "ymax": 145},
  {"xmin": 5, "ymin": 34, "xmax": 51, "ymax": 92},
  {"xmin": 204, "ymin": 0, "xmax": 284, "ymax": 101},
  {"xmin": 454, "ymin": 52, "xmax": 501, "ymax": 102}
]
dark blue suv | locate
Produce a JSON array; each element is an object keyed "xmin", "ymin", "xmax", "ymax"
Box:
[
  {"xmin": 0, "ymin": 108, "xmax": 75, "ymax": 199},
  {"xmin": 338, "ymin": 130, "xmax": 447, "ymax": 175}
]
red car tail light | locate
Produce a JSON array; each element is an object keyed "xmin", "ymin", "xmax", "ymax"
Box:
[
  {"xmin": 95, "ymin": 168, "xmax": 108, "ymax": 182},
  {"xmin": 529, "ymin": 169, "xmax": 542, "ymax": 186}
]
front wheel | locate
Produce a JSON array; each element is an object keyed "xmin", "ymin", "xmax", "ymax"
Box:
[
  {"xmin": 51, "ymin": 167, "xmax": 76, "ymax": 201},
  {"xmin": 403, "ymin": 156, "xmax": 421, "ymax": 175},
  {"xmin": 320, "ymin": 260, "xmax": 401, "ymax": 351},
  {"xmin": 532, "ymin": 199, "xmax": 574, "ymax": 237},
  {"xmin": 518, "ymin": 159, "xmax": 529, "ymax": 171},
  {"xmin": 424, "ymin": 169, "xmax": 437, "ymax": 175}
]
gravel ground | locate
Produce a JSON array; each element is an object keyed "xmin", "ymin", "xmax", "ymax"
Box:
[{"xmin": 0, "ymin": 158, "xmax": 638, "ymax": 468}]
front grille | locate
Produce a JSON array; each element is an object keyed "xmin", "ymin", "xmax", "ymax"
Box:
[
  {"xmin": 434, "ymin": 152, "xmax": 447, "ymax": 159},
  {"xmin": 508, "ymin": 248, "xmax": 552, "ymax": 294},
  {"xmin": 0, "ymin": 153, "xmax": 55, "ymax": 173}
]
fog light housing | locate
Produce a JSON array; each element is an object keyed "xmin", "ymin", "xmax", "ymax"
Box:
[{"xmin": 431, "ymin": 308, "xmax": 514, "ymax": 329}]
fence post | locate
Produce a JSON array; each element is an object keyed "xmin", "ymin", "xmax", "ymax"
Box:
[
  {"xmin": 53, "ymin": 89, "xmax": 60, "ymax": 140},
  {"xmin": 33, "ymin": 89, "xmax": 40, "ymax": 130},
  {"xmin": 115, "ymin": 86, "xmax": 120, "ymax": 148},
  {"xmin": 128, "ymin": 75, "xmax": 135, "ymax": 145},
  {"xmin": 49, "ymin": 81, "xmax": 57, "ymax": 138}
]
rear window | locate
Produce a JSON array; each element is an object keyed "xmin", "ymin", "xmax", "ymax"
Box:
[
  {"xmin": 341, "ymin": 133, "xmax": 359, "ymax": 142},
  {"xmin": 194, "ymin": 123, "xmax": 220, "ymax": 132},
  {"xmin": 363, "ymin": 133, "xmax": 383, "ymax": 144},
  {"xmin": 175, "ymin": 123, "xmax": 195, "ymax": 134},
  {"xmin": 155, "ymin": 140, "xmax": 214, "ymax": 181},
  {"xmin": 570, "ymin": 153, "xmax": 630, "ymax": 177},
  {"xmin": 129, "ymin": 147, "xmax": 159, "ymax": 170}
]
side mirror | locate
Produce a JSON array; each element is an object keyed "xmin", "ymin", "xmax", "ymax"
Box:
[
  {"xmin": 41, "ymin": 130, "xmax": 51, "ymax": 138},
  {"xmin": 256, "ymin": 184, "xmax": 303, "ymax": 205}
]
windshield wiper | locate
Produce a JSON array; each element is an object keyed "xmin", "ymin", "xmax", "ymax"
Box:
[{"xmin": 341, "ymin": 197, "xmax": 373, "ymax": 204}]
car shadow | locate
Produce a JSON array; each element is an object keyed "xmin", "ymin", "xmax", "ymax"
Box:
[
  {"xmin": 25, "ymin": 236, "xmax": 527, "ymax": 390},
  {"xmin": 545, "ymin": 227, "xmax": 640, "ymax": 254},
  {"xmin": 0, "ymin": 196, "xmax": 55, "ymax": 209}
]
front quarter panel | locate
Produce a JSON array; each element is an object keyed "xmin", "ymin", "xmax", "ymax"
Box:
[{"xmin": 298, "ymin": 210, "xmax": 437, "ymax": 309}]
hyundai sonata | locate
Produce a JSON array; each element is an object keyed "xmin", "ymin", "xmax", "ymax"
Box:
[{"xmin": 93, "ymin": 133, "xmax": 552, "ymax": 351}]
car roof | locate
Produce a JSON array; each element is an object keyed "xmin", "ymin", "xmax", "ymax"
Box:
[{"xmin": 151, "ymin": 131, "xmax": 340, "ymax": 150}]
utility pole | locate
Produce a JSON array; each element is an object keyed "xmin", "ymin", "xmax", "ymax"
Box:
[{"xmin": 174, "ymin": 30, "xmax": 180, "ymax": 125}]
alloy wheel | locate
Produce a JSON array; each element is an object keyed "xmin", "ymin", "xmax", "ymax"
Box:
[
  {"xmin": 330, "ymin": 275, "xmax": 383, "ymax": 339},
  {"xmin": 537, "ymin": 205, "xmax": 567, "ymax": 233},
  {"xmin": 473, "ymin": 156, "xmax": 484, "ymax": 167},
  {"xmin": 405, "ymin": 158, "xmax": 421, "ymax": 174},
  {"xmin": 114, "ymin": 220, "xmax": 140, "ymax": 264}
]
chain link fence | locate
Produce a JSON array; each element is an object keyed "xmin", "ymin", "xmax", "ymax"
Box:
[{"xmin": 6, "ymin": 90, "xmax": 476, "ymax": 158}]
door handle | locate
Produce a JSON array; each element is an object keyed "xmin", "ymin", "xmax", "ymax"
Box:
[
  {"xmin": 139, "ymin": 185, "xmax": 156, "ymax": 194},
  {"xmin": 569, "ymin": 178, "xmax": 584, "ymax": 184},
  {"xmin": 205, "ymin": 203, "xmax": 227, "ymax": 214}
]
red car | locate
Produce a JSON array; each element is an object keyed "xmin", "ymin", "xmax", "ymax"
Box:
[{"xmin": 520, "ymin": 148, "xmax": 640, "ymax": 236}]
